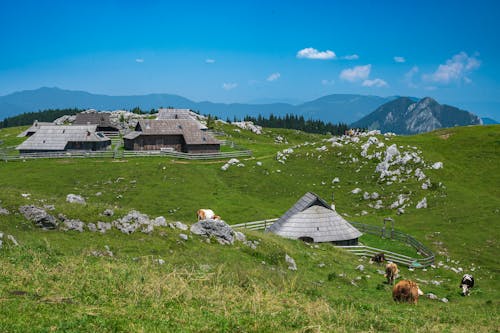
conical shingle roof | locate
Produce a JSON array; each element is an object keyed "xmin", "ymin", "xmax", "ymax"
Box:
[{"xmin": 268, "ymin": 192, "xmax": 362, "ymax": 243}]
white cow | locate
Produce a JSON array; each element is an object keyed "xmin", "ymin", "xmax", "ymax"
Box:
[{"xmin": 197, "ymin": 209, "xmax": 216, "ymax": 221}]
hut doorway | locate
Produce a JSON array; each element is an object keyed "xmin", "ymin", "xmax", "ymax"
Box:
[{"xmin": 298, "ymin": 236, "xmax": 314, "ymax": 243}]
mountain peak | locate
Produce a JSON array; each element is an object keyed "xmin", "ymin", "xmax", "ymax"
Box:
[{"xmin": 351, "ymin": 96, "xmax": 481, "ymax": 134}]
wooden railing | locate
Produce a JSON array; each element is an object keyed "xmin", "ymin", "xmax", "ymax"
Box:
[
  {"xmin": 232, "ymin": 219, "xmax": 435, "ymax": 268},
  {"xmin": 122, "ymin": 149, "xmax": 252, "ymax": 159}
]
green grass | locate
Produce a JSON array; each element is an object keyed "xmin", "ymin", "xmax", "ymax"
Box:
[{"xmin": 0, "ymin": 124, "xmax": 499, "ymax": 332}]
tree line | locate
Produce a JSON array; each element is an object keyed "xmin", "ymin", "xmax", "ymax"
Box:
[
  {"xmin": 241, "ymin": 114, "xmax": 349, "ymax": 135},
  {"xmin": 0, "ymin": 108, "xmax": 84, "ymax": 128}
]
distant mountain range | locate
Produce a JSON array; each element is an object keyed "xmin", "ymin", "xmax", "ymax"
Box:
[
  {"xmin": 0, "ymin": 87, "xmax": 494, "ymax": 134},
  {"xmin": 0, "ymin": 87, "xmax": 394, "ymax": 124},
  {"xmin": 351, "ymin": 97, "xmax": 482, "ymax": 134}
]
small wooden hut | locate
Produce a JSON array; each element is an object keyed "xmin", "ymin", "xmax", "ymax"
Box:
[
  {"xmin": 73, "ymin": 112, "xmax": 120, "ymax": 132},
  {"xmin": 123, "ymin": 119, "xmax": 220, "ymax": 153},
  {"xmin": 267, "ymin": 192, "xmax": 362, "ymax": 245},
  {"xmin": 16, "ymin": 125, "xmax": 111, "ymax": 154}
]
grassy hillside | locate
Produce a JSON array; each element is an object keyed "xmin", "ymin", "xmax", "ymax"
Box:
[{"xmin": 0, "ymin": 124, "xmax": 499, "ymax": 332}]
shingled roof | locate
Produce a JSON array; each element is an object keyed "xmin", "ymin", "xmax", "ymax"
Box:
[
  {"xmin": 124, "ymin": 119, "xmax": 219, "ymax": 145},
  {"xmin": 16, "ymin": 125, "xmax": 110, "ymax": 151},
  {"xmin": 157, "ymin": 109, "xmax": 207, "ymax": 129},
  {"xmin": 73, "ymin": 112, "xmax": 118, "ymax": 130},
  {"xmin": 17, "ymin": 121, "xmax": 54, "ymax": 137},
  {"xmin": 267, "ymin": 192, "xmax": 362, "ymax": 243}
]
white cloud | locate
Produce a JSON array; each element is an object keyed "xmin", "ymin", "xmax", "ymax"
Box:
[
  {"xmin": 362, "ymin": 78, "xmax": 388, "ymax": 87},
  {"xmin": 405, "ymin": 66, "xmax": 419, "ymax": 88},
  {"xmin": 205, "ymin": 59, "xmax": 215, "ymax": 64},
  {"xmin": 267, "ymin": 72, "xmax": 281, "ymax": 82},
  {"xmin": 135, "ymin": 58, "xmax": 144, "ymax": 63},
  {"xmin": 297, "ymin": 47, "xmax": 336, "ymax": 60},
  {"xmin": 321, "ymin": 79, "xmax": 335, "ymax": 85},
  {"xmin": 342, "ymin": 54, "xmax": 359, "ymax": 60},
  {"xmin": 339, "ymin": 64, "xmax": 371, "ymax": 82},
  {"xmin": 394, "ymin": 56, "xmax": 405, "ymax": 63},
  {"xmin": 222, "ymin": 82, "xmax": 238, "ymax": 90},
  {"xmin": 423, "ymin": 52, "xmax": 480, "ymax": 84}
]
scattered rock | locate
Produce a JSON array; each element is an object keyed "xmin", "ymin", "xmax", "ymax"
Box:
[
  {"xmin": 285, "ymin": 254, "xmax": 297, "ymax": 271},
  {"xmin": 431, "ymin": 162, "xmax": 443, "ymax": 170},
  {"xmin": 66, "ymin": 194, "xmax": 86, "ymax": 205},
  {"xmin": 351, "ymin": 188, "xmax": 362, "ymax": 194},
  {"xmin": 179, "ymin": 233, "xmax": 188, "ymax": 241},
  {"xmin": 0, "ymin": 207, "xmax": 9, "ymax": 215},
  {"xmin": 234, "ymin": 231, "xmax": 247, "ymax": 242},
  {"xmin": 19, "ymin": 205, "xmax": 58, "ymax": 229},
  {"xmin": 61, "ymin": 219, "xmax": 85, "ymax": 232},
  {"xmin": 416, "ymin": 197, "xmax": 428, "ymax": 209},
  {"xmin": 356, "ymin": 264, "xmax": 364, "ymax": 271},
  {"xmin": 332, "ymin": 177, "xmax": 340, "ymax": 184},
  {"xmin": 440, "ymin": 298, "xmax": 449, "ymax": 303},
  {"xmin": 426, "ymin": 293, "xmax": 438, "ymax": 300},
  {"xmin": 21, "ymin": 193, "xmax": 31, "ymax": 198},
  {"xmin": 190, "ymin": 219, "xmax": 235, "ymax": 245},
  {"xmin": 87, "ymin": 223, "xmax": 97, "ymax": 232},
  {"xmin": 157, "ymin": 259, "xmax": 165, "ymax": 265},
  {"xmin": 97, "ymin": 222, "xmax": 112, "ymax": 234},
  {"xmin": 318, "ymin": 263, "xmax": 325, "ymax": 268},
  {"xmin": 174, "ymin": 221, "xmax": 188, "ymax": 230},
  {"xmin": 103, "ymin": 209, "xmax": 114, "ymax": 217}
]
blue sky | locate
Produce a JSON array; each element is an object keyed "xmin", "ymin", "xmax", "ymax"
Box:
[{"xmin": 1, "ymin": 0, "xmax": 499, "ymax": 118}]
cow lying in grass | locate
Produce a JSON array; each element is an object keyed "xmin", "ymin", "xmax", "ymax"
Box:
[
  {"xmin": 393, "ymin": 280, "xmax": 424, "ymax": 304},
  {"xmin": 385, "ymin": 262, "xmax": 399, "ymax": 285},
  {"xmin": 196, "ymin": 209, "xmax": 221, "ymax": 221},
  {"xmin": 460, "ymin": 274, "xmax": 474, "ymax": 296}
]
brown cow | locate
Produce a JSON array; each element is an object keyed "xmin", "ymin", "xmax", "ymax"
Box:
[
  {"xmin": 385, "ymin": 262, "xmax": 399, "ymax": 285},
  {"xmin": 370, "ymin": 252, "xmax": 386, "ymax": 264},
  {"xmin": 393, "ymin": 280, "xmax": 424, "ymax": 304}
]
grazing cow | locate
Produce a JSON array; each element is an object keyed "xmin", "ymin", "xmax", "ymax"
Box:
[
  {"xmin": 385, "ymin": 262, "xmax": 399, "ymax": 285},
  {"xmin": 197, "ymin": 209, "xmax": 215, "ymax": 221},
  {"xmin": 370, "ymin": 252, "xmax": 386, "ymax": 264},
  {"xmin": 213, "ymin": 215, "xmax": 221, "ymax": 221},
  {"xmin": 393, "ymin": 280, "xmax": 424, "ymax": 304},
  {"xmin": 460, "ymin": 274, "xmax": 474, "ymax": 296}
]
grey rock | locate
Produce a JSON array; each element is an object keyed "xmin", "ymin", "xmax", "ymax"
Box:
[
  {"xmin": 103, "ymin": 209, "xmax": 114, "ymax": 217},
  {"xmin": 426, "ymin": 293, "xmax": 438, "ymax": 300},
  {"xmin": 87, "ymin": 223, "xmax": 97, "ymax": 232},
  {"xmin": 157, "ymin": 259, "xmax": 165, "ymax": 265},
  {"xmin": 66, "ymin": 194, "xmax": 86, "ymax": 204},
  {"xmin": 440, "ymin": 298, "xmax": 449, "ymax": 303},
  {"xmin": 61, "ymin": 219, "xmax": 85, "ymax": 232},
  {"xmin": 179, "ymin": 233, "xmax": 188, "ymax": 241},
  {"xmin": 19, "ymin": 205, "xmax": 58, "ymax": 229},
  {"xmin": 97, "ymin": 221, "xmax": 112, "ymax": 234},
  {"xmin": 153, "ymin": 216, "xmax": 167, "ymax": 227},
  {"xmin": 0, "ymin": 207, "xmax": 9, "ymax": 215},
  {"xmin": 356, "ymin": 264, "xmax": 364, "ymax": 271},
  {"xmin": 190, "ymin": 219, "xmax": 235, "ymax": 245},
  {"xmin": 141, "ymin": 224, "xmax": 154, "ymax": 234},
  {"xmin": 416, "ymin": 197, "xmax": 428, "ymax": 209},
  {"xmin": 234, "ymin": 231, "xmax": 246, "ymax": 242},
  {"xmin": 285, "ymin": 254, "xmax": 297, "ymax": 271},
  {"xmin": 174, "ymin": 221, "xmax": 188, "ymax": 231}
]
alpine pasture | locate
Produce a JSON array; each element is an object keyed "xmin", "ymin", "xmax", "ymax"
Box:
[{"xmin": 0, "ymin": 123, "xmax": 499, "ymax": 332}]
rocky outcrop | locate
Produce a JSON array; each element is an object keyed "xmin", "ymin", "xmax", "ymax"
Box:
[
  {"xmin": 19, "ymin": 205, "xmax": 58, "ymax": 229},
  {"xmin": 190, "ymin": 219, "xmax": 235, "ymax": 245}
]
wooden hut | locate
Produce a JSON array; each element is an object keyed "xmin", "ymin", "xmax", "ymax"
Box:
[
  {"xmin": 123, "ymin": 119, "xmax": 220, "ymax": 153},
  {"xmin": 267, "ymin": 192, "xmax": 362, "ymax": 245},
  {"xmin": 16, "ymin": 125, "xmax": 111, "ymax": 154},
  {"xmin": 17, "ymin": 120, "xmax": 53, "ymax": 137},
  {"xmin": 73, "ymin": 111, "xmax": 120, "ymax": 132}
]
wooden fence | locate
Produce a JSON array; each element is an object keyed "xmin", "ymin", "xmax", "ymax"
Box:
[
  {"xmin": 122, "ymin": 149, "xmax": 252, "ymax": 159},
  {"xmin": 232, "ymin": 219, "xmax": 435, "ymax": 268}
]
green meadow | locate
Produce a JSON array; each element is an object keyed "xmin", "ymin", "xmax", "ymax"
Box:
[{"xmin": 0, "ymin": 124, "xmax": 498, "ymax": 332}]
